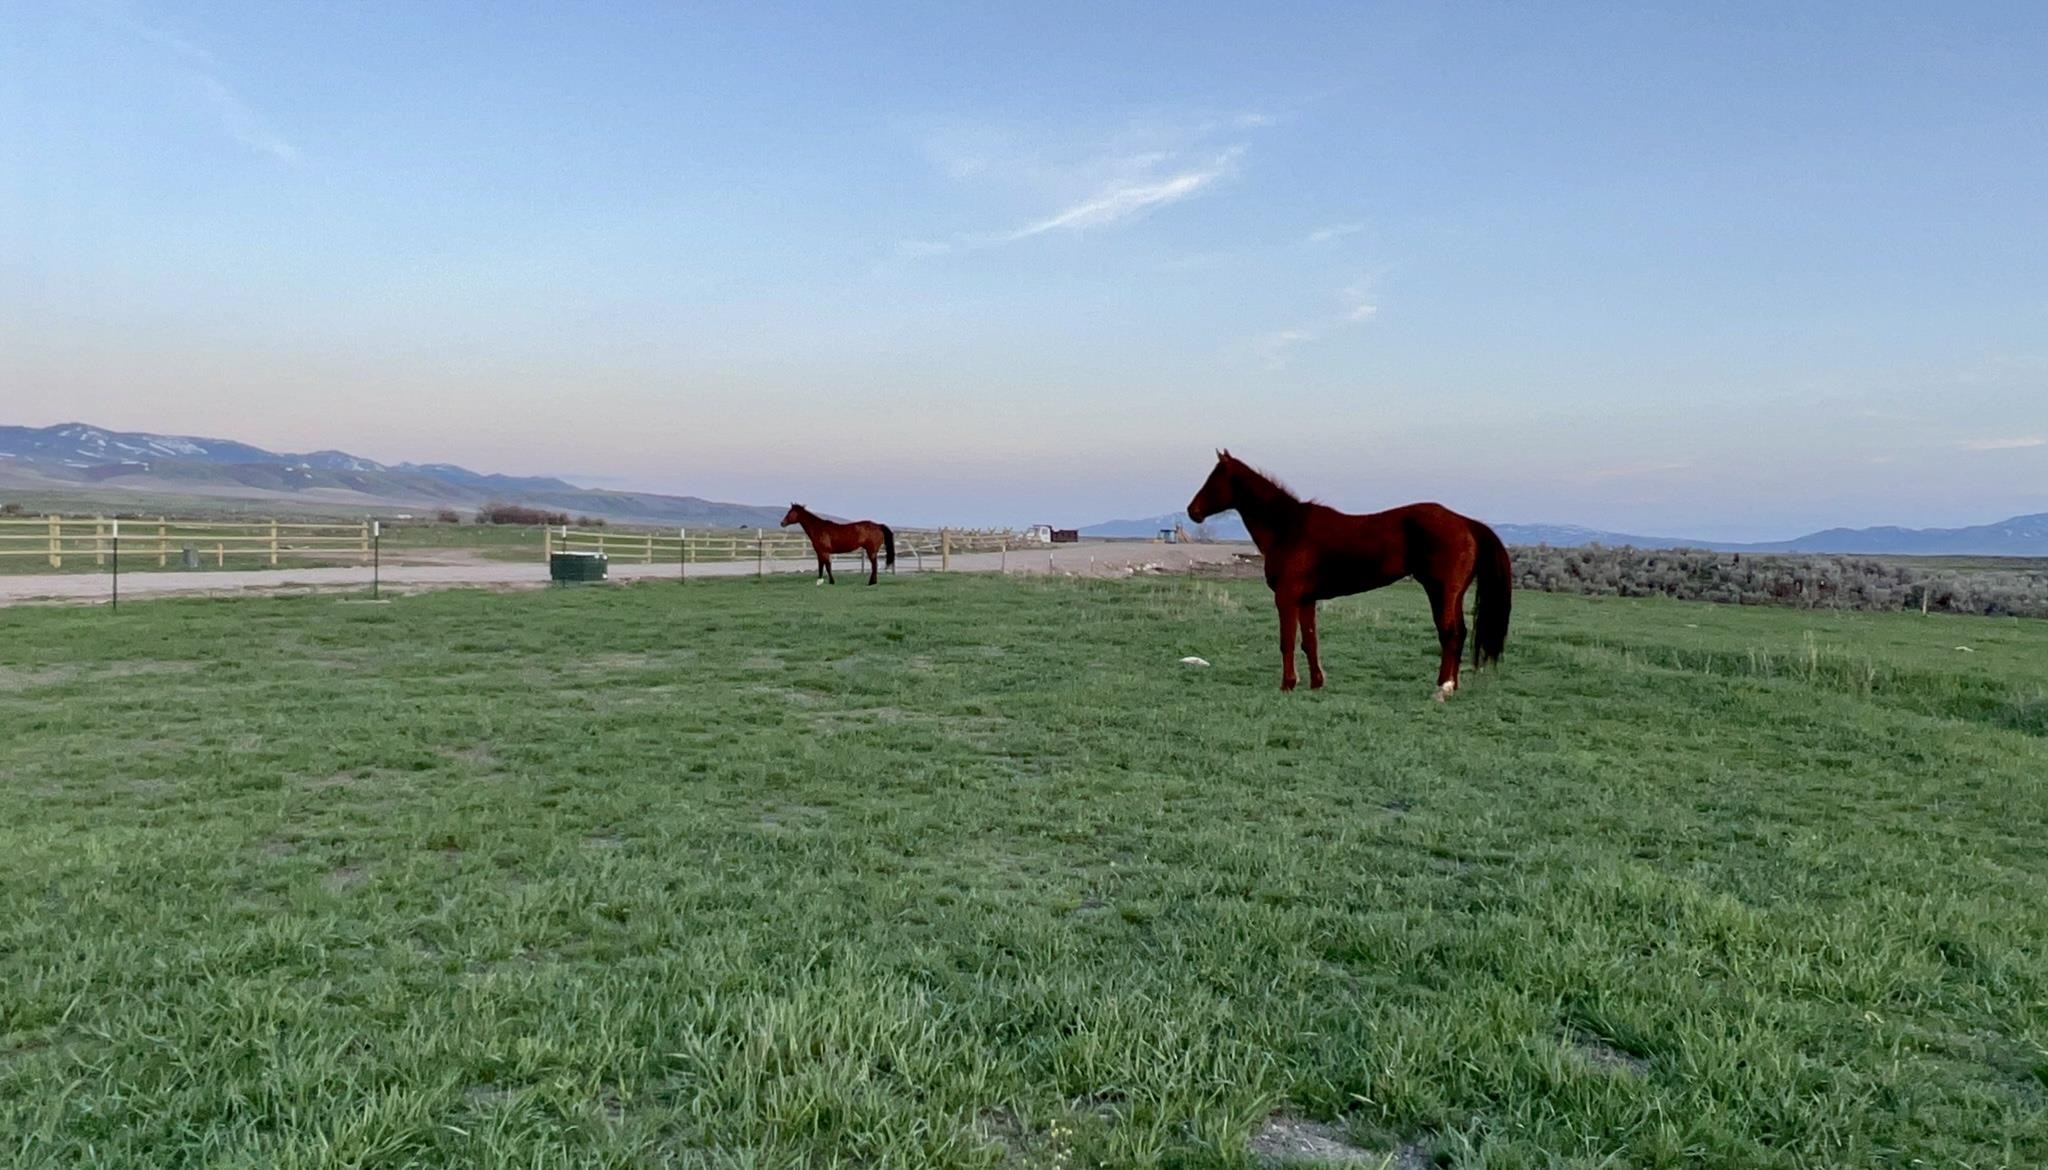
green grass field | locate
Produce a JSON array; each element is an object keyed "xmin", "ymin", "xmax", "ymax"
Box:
[{"xmin": 1, "ymin": 576, "xmax": 2042, "ymax": 1169}]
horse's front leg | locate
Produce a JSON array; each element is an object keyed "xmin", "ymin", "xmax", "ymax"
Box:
[
  {"xmin": 1276, "ymin": 595, "xmax": 1300, "ymax": 691},
  {"xmin": 1299, "ymin": 600, "xmax": 1325, "ymax": 689}
]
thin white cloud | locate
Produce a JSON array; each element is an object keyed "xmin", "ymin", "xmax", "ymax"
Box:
[
  {"xmin": 82, "ymin": 0, "xmax": 298, "ymax": 165},
  {"xmin": 1955, "ymin": 436, "xmax": 2045, "ymax": 451},
  {"xmin": 1306, "ymin": 223, "xmax": 1365, "ymax": 245},
  {"xmin": 1247, "ymin": 279, "xmax": 1380, "ymax": 364},
  {"xmin": 1340, "ymin": 283, "xmax": 1378, "ymax": 322},
  {"xmin": 1254, "ymin": 328, "xmax": 1316, "ymax": 369},
  {"xmin": 186, "ymin": 72, "xmax": 299, "ymax": 164},
  {"xmin": 905, "ymin": 114, "xmax": 1267, "ymax": 258},
  {"xmin": 1002, "ymin": 149, "xmax": 1241, "ymax": 241},
  {"xmin": 77, "ymin": 0, "xmax": 212, "ymax": 62}
]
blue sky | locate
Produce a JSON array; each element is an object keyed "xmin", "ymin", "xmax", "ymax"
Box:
[{"xmin": 3, "ymin": 2, "xmax": 2044, "ymax": 536}]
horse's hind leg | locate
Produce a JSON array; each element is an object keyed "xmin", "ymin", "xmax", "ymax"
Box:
[
  {"xmin": 1299, "ymin": 600, "xmax": 1325, "ymax": 690},
  {"xmin": 866, "ymin": 544, "xmax": 879, "ymax": 585},
  {"xmin": 819, "ymin": 552, "xmax": 834, "ymax": 585},
  {"xmin": 1423, "ymin": 577, "xmax": 1469, "ymax": 701}
]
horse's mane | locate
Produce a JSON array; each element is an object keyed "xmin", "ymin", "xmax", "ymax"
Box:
[{"xmin": 1225, "ymin": 456, "xmax": 1315, "ymax": 511}]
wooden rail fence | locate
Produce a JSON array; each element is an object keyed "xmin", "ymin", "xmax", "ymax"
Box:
[
  {"xmin": 0, "ymin": 515, "xmax": 372, "ymax": 569},
  {"xmin": 545, "ymin": 526, "xmax": 1016, "ymax": 572}
]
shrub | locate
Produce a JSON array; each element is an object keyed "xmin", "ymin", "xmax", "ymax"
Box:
[
  {"xmin": 476, "ymin": 503, "xmax": 571, "ymax": 527},
  {"xmin": 1509, "ymin": 544, "xmax": 2048, "ymax": 619},
  {"xmin": 435, "ymin": 509, "xmax": 461, "ymax": 524}
]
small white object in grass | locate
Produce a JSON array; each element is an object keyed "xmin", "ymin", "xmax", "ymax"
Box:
[
  {"xmin": 1955, "ymin": 645, "xmax": 1974, "ymax": 652},
  {"xmin": 1179, "ymin": 656, "xmax": 1210, "ymax": 667}
]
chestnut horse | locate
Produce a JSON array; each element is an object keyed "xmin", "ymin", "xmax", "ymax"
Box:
[
  {"xmin": 780, "ymin": 504, "xmax": 895, "ymax": 585},
  {"xmin": 1187, "ymin": 451, "xmax": 1511, "ymax": 700}
]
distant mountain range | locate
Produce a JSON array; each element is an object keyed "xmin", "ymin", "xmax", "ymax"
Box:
[
  {"xmin": 10, "ymin": 423, "xmax": 2043, "ymax": 554},
  {"xmin": 1083, "ymin": 511, "xmax": 2048, "ymax": 557},
  {"xmin": 0, "ymin": 423, "xmax": 787, "ymax": 528}
]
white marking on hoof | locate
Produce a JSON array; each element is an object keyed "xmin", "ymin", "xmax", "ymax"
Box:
[
  {"xmin": 814, "ymin": 579, "xmax": 825, "ymax": 586},
  {"xmin": 1434, "ymin": 680, "xmax": 1456, "ymax": 703}
]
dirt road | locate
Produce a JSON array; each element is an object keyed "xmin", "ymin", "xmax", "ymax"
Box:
[{"xmin": 0, "ymin": 542, "xmax": 1254, "ymax": 606}]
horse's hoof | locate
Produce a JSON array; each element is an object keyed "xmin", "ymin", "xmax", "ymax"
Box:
[
  {"xmin": 1280, "ymin": 680, "xmax": 1297, "ymax": 693},
  {"xmin": 1310, "ymin": 677, "xmax": 1326, "ymax": 690},
  {"xmin": 1433, "ymin": 681, "xmax": 1456, "ymax": 703}
]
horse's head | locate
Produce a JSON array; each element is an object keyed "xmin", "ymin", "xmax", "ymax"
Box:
[
  {"xmin": 779, "ymin": 503, "xmax": 804, "ymax": 527},
  {"xmin": 1186, "ymin": 449, "xmax": 1239, "ymax": 523}
]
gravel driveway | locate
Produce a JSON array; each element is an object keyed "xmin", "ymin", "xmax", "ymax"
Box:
[{"xmin": 0, "ymin": 542, "xmax": 1254, "ymax": 606}]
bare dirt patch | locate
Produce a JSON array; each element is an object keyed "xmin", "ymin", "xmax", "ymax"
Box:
[
  {"xmin": 758, "ymin": 804, "xmax": 829, "ymax": 832},
  {"xmin": 433, "ymin": 743, "xmax": 499, "ymax": 768},
  {"xmin": 465, "ymin": 1083, "xmax": 518, "ymax": 1109},
  {"xmin": 753, "ymin": 685, "xmax": 824, "ymax": 707},
  {"xmin": 1248, "ymin": 1116, "xmax": 1426, "ymax": 1168},
  {"xmin": 91, "ymin": 660, "xmax": 200, "ymax": 680},
  {"xmin": 1572, "ymin": 1035, "xmax": 1651, "ymax": 1076},
  {"xmin": 323, "ymin": 865, "xmax": 367, "ymax": 893},
  {"xmin": 0, "ymin": 664, "xmax": 77, "ymax": 692}
]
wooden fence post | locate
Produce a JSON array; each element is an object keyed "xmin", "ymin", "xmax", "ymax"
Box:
[
  {"xmin": 543, "ymin": 525, "xmax": 553, "ymax": 563},
  {"xmin": 157, "ymin": 518, "xmax": 167, "ymax": 567},
  {"xmin": 644, "ymin": 531, "xmax": 654, "ymax": 564},
  {"xmin": 756, "ymin": 529, "xmax": 765, "ymax": 577},
  {"xmin": 268, "ymin": 519, "xmax": 280, "ymax": 567},
  {"xmin": 96, "ymin": 516, "xmax": 107, "ymax": 566},
  {"xmin": 47, "ymin": 515, "xmax": 60, "ymax": 568},
  {"xmin": 216, "ymin": 543, "xmax": 224, "ymax": 567},
  {"xmin": 941, "ymin": 528, "xmax": 951, "ymax": 571},
  {"xmin": 360, "ymin": 520, "xmax": 372, "ymax": 565}
]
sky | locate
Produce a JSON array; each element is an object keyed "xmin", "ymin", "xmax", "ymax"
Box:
[{"xmin": 3, "ymin": 2, "xmax": 2045, "ymax": 537}]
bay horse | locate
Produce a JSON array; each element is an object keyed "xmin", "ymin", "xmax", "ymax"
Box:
[
  {"xmin": 1186, "ymin": 450, "xmax": 1511, "ymax": 700},
  {"xmin": 780, "ymin": 504, "xmax": 895, "ymax": 585}
]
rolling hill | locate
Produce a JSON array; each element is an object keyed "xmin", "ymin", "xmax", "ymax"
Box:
[
  {"xmin": 0, "ymin": 423, "xmax": 787, "ymax": 528},
  {"xmin": 1084, "ymin": 509, "xmax": 2048, "ymax": 557}
]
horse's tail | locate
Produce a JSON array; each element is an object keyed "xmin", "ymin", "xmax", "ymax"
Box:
[
  {"xmin": 1469, "ymin": 519, "xmax": 1512, "ymax": 668},
  {"xmin": 881, "ymin": 524, "xmax": 896, "ymax": 569}
]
